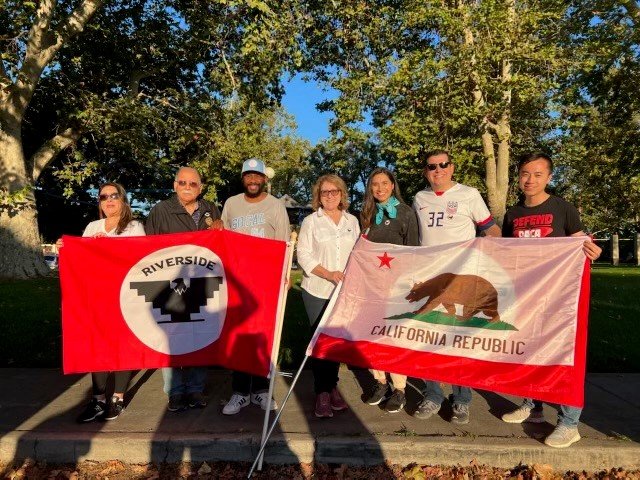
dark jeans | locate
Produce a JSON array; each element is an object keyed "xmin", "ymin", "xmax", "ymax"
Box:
[
  {"xmin": 302, "ymin": 289, "xmax": 340, "ymax": 394},
  {"xmin": 92, "ymin": 371, "xmax": 131, "ymax": 396},
  {"xmin": 232, "ymin": 371, "xmax": 269, "ymax": 395}
]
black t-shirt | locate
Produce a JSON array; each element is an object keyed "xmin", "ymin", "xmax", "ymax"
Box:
[{"xmin": 502, "ymin": 195, "xmax": 583, "ymax": 238}]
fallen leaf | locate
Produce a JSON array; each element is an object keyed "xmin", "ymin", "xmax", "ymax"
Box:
[
  {"xmin": 300, "ymin": 462, "xmax": 313, "ymax": 479},
  {"xmin": 532, "ymin": 463, "xmax": 555, "ymax": 480},
  {"xmin": 198, "ymin": 462, "xmax": 212, "ymax": 475}
]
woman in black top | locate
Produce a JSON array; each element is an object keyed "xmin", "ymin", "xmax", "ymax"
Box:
[{"xmin": 360, "ymin": 167, "xmax": 419, "ymax": 414}]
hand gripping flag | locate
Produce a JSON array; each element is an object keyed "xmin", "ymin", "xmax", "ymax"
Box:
[
  {"xmin": 60, "ymin": 229, "xmax": 289, "ymax": 376},
  {"xmin": 308, "ymin": 237, "xmax": 591, "ymax": 407}
]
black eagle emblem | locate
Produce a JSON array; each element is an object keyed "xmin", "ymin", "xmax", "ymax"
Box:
[{"xmin": 131, "ymin": 277, "xmax": 223, "ymax": 324}]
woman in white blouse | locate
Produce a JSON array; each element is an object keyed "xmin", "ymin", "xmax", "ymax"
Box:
[
  {"xmin": 57, "ymin": 182, "xmax": 144, "ymax": 423},
  {"xmin": 297, "ymin": 174, "xmax": 360, "ymax": 418}
]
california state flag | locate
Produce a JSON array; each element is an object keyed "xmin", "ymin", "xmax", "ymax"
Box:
[
  {"xmin": 308, "ymin": 237, "xmax": 590, "ymax": 407},
  {"xmin": 60, "ymin": 229, "xmax": 289, "ymax": 376}
]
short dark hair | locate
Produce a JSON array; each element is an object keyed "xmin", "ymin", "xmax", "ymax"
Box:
[
  {"xmin": 518, "ymin": 152, "xmax": 553, "ymax": 173},
  {"xmin": 418, "ymin": 149, "xmax": 450, "ymax": 166}
]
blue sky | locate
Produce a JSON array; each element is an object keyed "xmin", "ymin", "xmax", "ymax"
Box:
[
  {"xmin": 282, "ymin": 73, "xmax": 376, "ymax": 145},
  {"xmin": 281, "ymin": 73, "xmax": 336, "ymax": 145}
]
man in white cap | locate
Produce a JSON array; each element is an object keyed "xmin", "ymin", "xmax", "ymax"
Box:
[{"xmin": 220, "ymin": 158, "xmax": 290, "ymax": 415}]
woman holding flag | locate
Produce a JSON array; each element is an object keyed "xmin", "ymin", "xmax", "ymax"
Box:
[
  {"xmin": 360, "ymin": 167, "xmax": 419, "ymax": 414},
  {"xmin": 297, "ymin": 174, "xmax": 360, "ymax": 418},
  {"xmin": 57, "ymin": 182, "xmax": 145, "ymax": 422}
]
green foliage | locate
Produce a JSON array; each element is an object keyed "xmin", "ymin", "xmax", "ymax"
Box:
[
  {"xmin": 554, "ymin": 0, "xmax": 640, "ymax": 234},
  {"xmin": 7, "ymin": 0, "xmax": 307, "ymax": 206},
  {"xmin": 298, "ymin": 129, "xmax": 382, "ymax": 210},
  {"xmin": 301, "ymin": 0, "xmax": 568, "ymax": 206}
]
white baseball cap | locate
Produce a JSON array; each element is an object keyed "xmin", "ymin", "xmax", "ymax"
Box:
[{"xmin": 241, "ymin": 158, "xmax": 266, "ymax": 176}]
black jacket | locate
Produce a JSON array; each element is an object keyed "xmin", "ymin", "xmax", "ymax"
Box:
[
  {"xmin": 145, "ymin": 195, "xmax": 221, "ymax": 235},
  {"xmin": 366, "ymin": 203, "xmax": 420, "ymax": 246}
]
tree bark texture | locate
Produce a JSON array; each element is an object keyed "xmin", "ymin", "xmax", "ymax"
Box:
[{"xmin": 0, "ymin": 0, "xmax": 104, "ymax": 278}]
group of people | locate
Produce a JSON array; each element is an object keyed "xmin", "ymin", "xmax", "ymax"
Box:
[
  {"xmin": 296, "ymin": 150, "xmax": 600, "ymax": 450},
  {"xmin": 61, "ymin": 150, "xmax": 601, "ymax": 450}
]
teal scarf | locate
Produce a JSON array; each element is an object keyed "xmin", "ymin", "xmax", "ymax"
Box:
[{"xmin": 375, "ymin": 196, "xmax": 400, "ymax": 225}]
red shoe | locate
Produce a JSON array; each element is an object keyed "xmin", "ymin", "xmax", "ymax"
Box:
[
  {"xmin": 315, "ymin": 392, "xmax": 333, "ymax": 418},
  {"xmin": 330, "ymin": 387, "xmax": 348, "ymax": 411}
]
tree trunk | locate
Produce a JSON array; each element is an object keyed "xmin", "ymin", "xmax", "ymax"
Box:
[{"xmin": 0, "ymin": 119, "xmax": 48, "ymax": 278}]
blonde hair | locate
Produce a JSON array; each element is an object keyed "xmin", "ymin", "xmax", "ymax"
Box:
[{"xmin": 311, "ymin": 174, "xmax": 349, "ymax": 211}]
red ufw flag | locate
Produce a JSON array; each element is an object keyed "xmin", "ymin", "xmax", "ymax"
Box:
[
  {"xmin": 60, "ymin": 229, "xmax": 288, "ymax": 376},
  {"xmin": 308, "ymin": 237, "xmax": 590, "ymax": 408}
]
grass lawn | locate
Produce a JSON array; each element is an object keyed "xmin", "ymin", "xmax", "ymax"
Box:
[
  {"xmin": 588, "ymin": 265, "xmax": 640, "ymax": 372},
  {"xmin": 1, "ymin": 266, "xmax": 638, "ymax": 372}
]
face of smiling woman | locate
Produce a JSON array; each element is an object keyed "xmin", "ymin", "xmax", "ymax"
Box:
[
  {"xmin": 371, "ymin": 173, "xmax": 394, "ymax": 203},
  {"xmin": 99, "ymin": 185, "xmax": 123, "ymax": 218}
]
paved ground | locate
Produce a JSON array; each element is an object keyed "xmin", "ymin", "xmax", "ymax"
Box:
[{"xmin": 0, "ymin": 368, "xmax": 638, "ymax": 472}]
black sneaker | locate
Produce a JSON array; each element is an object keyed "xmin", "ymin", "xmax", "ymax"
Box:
[
  {"xmin": 384, "ymin": 389, "xmax": 406, "ymax": 413},
  {"xmin": 104, "ymin": 396, "xmax": 124, "ymax": 420},
  {"xmin": 77, "ymin": 398, "xmax": 106, "ymax": 423},
  {"xmin": 188, "ymin": 392, "xmax": 207, "ymax": 409},
  {"xmin": 168, "ymin": 394, "xmax": 186, "ymax": 412},
  {"xmin": 364, "ymin": 382, "xmax": 391, "ymax": 405}
]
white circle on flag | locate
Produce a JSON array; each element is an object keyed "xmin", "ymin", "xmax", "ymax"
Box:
[{"xmin": 119, "ymin": 245, "xmax": 227, "ymax": 355}]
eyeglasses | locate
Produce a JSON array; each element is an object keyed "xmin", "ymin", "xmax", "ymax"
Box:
[
  {"xmin": 320, "ymin": 189, "xmax": 340, "ymax": 197},
  {"xmin": 426, "ymin": 161, "xmax": 452, "ymax": 171},
  {"xmin": 176, "ymin": 180, "xmax": 200, "ymax": 188},
  {"xmin": 99, "ymin": 193, "xmax": 121, "ymax": 201}
]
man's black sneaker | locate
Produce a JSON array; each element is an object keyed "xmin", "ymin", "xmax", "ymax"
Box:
[
  {"xmin": 384, "ymin": 389, "xmax": 406, "ymax": 413},
  {"xmin": 77, "ymin": 398, "xmax": 107, "ymax": 423},
  {"xmin": 168, "ymin": 394, "xmax": 186, "ymax": 412},
  {"xmin": 104, "ymin": 396, "xmax": 124, "ymax": 420},
  {"xmin": 364, "ymin": 382, "xmax": 391, "ymax": 405},
  {"xmin": 188, "ymin": 392, "xmax": 207, "ymax": 409}
]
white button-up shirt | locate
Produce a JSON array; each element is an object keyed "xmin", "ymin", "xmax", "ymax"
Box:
[{"xmin": 297, "ymin": 208, "xmax": 361, "ymax": 299}]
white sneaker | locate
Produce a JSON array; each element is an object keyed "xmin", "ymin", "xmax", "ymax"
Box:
[
  {"xmin": 251, "ymin": 392, "xmax": 277, "ymax": 411},
  {"xmin": 544, "ymin": 424, "xmax": 581, "ymax": 448},
  {"xmin": 222, "ymin": 393, "xmax": 250, "ymax": 415},
  {"xmin": 501, "ymin": 405, "xmax": 545, "ymax": 424}
]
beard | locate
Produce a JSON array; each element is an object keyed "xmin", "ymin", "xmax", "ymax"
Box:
[
  {"xmin": 244, "ymin": 189, "xmax": 263, "ymax": 198},
  {"xmin": 243, "ymin": 181, "xmax": 266, "ymax": 198}
]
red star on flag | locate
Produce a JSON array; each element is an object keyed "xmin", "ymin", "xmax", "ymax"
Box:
[{"xmin": 377, "ymin": 252, "xmax": 394, "ymax": 268}]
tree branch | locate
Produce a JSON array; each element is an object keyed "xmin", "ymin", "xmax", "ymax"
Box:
[
  {"xmin": 128, "ymin": 68, "xmax": 162, "ymax": 98},
  {"xmin": 31, "ymin": 127, "xmax": 82, "ymax": 183},
  {"xmin": 220, "ymin": 49, "xmax": 238, "ymax": 91},
  {"xmin": 14, "ymin": 0, "xmax": 104, "ymax": 117}
]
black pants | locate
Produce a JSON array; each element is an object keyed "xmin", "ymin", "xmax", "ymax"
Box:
[
  {"xmin": 232, "ymin": 372, "xmax": 269, "ymax": 395},
  {"xmin": 302, "ymin": 289, "xmax": 340, "ymax": 394},
  {"xmin": 91, "ymin": 371, "xmax": 131, "ymax": 396}
]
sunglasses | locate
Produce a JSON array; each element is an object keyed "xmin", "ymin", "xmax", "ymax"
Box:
[
  {"xmin": 176, "ymin": 180, "xmax": 200, "ymax": 188},
  {"xmin": 426, "ymin": 161, "xmax": 452, "ymax": 171},
  {"xmin": 321, "ymin": 189, "xmax": 340, "ymax": 197},
  {"xmin": 99, "ymin": 193, "xmax": 121, "ymax": 201}
]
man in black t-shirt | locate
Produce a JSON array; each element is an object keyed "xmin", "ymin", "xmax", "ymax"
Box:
[{"xmin": 500, "ymin": 152, "xmax": 601, "ymax": 448}]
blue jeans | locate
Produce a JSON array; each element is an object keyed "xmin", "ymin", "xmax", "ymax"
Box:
[
  {"xmin": 523, "ymin": 398, "xmax": 582, "ymax": 427},
  {"xmin": 422, "ymin": 380, "xmax": 472, "ymax": 406},
  {"xmin": 162, "ymin": 367, "xmax": 207, "ymax": 396}
]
